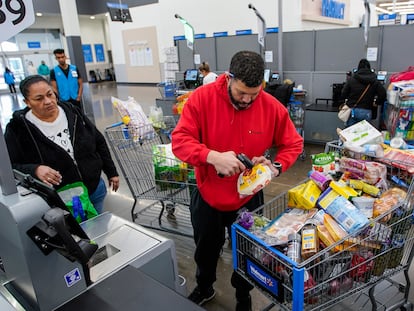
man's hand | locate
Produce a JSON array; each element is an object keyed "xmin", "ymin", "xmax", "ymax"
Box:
[
  {"xmin": 252, "ymin": 156, "xmax": 280, "ymax": 177},
  {"xmin": 207, "ymin": 150, "xmax": 247, "ymax": 177},
  {"xmin": 35, "ymin": 165, "xmax": 62, "ymax": 186}
]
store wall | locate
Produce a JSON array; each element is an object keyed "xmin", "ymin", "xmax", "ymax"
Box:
[{"xmin": 107, "ymin": 0, "xmax": 377, "ymax": 83}]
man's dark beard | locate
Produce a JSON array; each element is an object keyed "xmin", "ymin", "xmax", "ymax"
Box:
[{"xmin": 228, "ymin": 86, "xmax": 252, "ymax": 111}]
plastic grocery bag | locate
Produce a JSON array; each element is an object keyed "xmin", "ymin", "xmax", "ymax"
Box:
[
  {"xmin": 57, "ymin": 181, "xmax": 98, "ymax": 223},
  {"xmin": 111, "ymin": 96, "xmax": 155, "ymax": 142},
  {"xmin": 152, "ymin": 143, "xmax": 188, "ymax": 190}
]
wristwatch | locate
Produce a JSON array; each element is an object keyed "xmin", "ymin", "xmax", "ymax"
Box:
[{"xmin": 272, "ymin": 162, "xmax": 282, "ymax": 176}]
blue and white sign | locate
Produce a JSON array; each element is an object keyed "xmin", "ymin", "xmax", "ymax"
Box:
[
  {"xmin": 64, "ymin": 268, "xmax": 82, "ymax": 287},
  {"xmin": 0, "ymin": 0, "xmax": 35, "ymax": 42},
  {"xmin": 266, "ymin": 27, "xmax": 279, "ymax": 33},
  {"xmin": 194, "ymin": 33, "xmax": 206, "ymax": 39},
  {"xmin": 82, "ymin": 44, "xmax": 93, "ymax": 63},
  {"xmin": 213, "ymin": 31, "xmax": 228, "ymax": 37},
  {"xmin": 246, "ymin": 258, "xmax": 280, "ymax": 297},
  {"xmin": 27, "ymin": 41, "xmax": 41, "ymax": 49},
  {"xmin": 174, "ymin": 35, "xmax": 185, "ymax": 41},
  {"xmin": 236, "ymin": 29, "xmax": 252, "ymax": 36},
  {"xmin": 94, "ymin": 44, "xmax": 105, "ymax": 62},
  {"xmin": 378, "ymin": 13, "xmax": 397, "ymax": 25}
]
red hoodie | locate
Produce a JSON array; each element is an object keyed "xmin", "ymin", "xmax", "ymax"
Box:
[{"xmin": 172, "ymin": 74, "xmax": 303, "ymax": 211}]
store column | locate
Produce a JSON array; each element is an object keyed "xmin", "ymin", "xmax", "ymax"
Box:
[{"xmin": 58, "ymin": 0, "xmax": 95, "ymax": 123}]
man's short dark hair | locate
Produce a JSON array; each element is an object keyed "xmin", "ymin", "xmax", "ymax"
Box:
[
  {"xmin": 229, "ymin": 51, "xmax": 264, "ymax": 87},
  {"xmin": 53, "ymin": 48, "xmax": 65, "ymax": 55}
]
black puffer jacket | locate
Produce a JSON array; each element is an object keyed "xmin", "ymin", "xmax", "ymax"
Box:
[
  {"xmin": 341, "ymin": 68, "xmax": 386, "ymax": 112},
  {"xmin": 4, "ymin": 101, "xmax": 118, "ymax": 194}
]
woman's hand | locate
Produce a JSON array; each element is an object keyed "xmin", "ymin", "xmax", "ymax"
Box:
[
  {"xmin": 109, "ymin": 176, "xmax": 120, "ymax": 192},
  {"xmin": 35, "ymin": 165, "xmax": 62, "ymax": 186}
]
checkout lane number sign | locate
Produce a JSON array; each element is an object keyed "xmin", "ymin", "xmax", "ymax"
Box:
[
  {"xmin": 64, "ymin": 268, "xmax": 82, "ymax": 287},
  {"xmin": 0, "ymin": 0, "xmax": 35, "ymax": 42}
]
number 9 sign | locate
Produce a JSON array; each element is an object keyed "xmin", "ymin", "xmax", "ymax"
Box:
[{"xmin": 0, "ymin": 0, "xmax": 35, "ymax": 42}]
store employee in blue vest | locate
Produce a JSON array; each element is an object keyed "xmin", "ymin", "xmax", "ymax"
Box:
[{"xmin": 50, "ymin": 48, "xmax": 83, "ymax": 106}]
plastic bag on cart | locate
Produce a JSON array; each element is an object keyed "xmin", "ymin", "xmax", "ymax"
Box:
[
  {"xmin": 111, "ymin": 96, "xmax": 155, "ymax": 142},
  {"xmin": 152, "ymin": 143, "xmax": 188, "ymax": 190}
]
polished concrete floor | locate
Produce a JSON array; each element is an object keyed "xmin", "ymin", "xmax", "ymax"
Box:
[{"xmin": 1, "ymin": 82, "xmax": 413, "ymax": 311}]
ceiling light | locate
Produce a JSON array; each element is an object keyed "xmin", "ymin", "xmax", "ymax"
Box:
[
  {"xmin": 385, "ymin": 4, "xmax": 414, "ymax": 10},
  {"xmin": 90, "ymin": 16, "xmax": 96, "ymax": 20},
  {"xmin": 375, "ymin": 7, "xmax": 391, "ymax": 13},
  {"xmin": 36, "ymin": 12, "xmax": 43, "ymax": 17},
  {"xmin": 379, "ymin": 1, "xmax": 414, "ymax": 7}
]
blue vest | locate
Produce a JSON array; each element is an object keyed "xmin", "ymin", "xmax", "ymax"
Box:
[{"xmin": 54, "ymin": 65, "xmax": 79, "ymax": 101}]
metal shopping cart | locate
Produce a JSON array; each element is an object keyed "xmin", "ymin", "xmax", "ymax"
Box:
[
  {"xmin": 232, "ymin": 140, "xmax": 414, "ymax": 311},
  {"xmin": 104, "ymin": 117, "xmax": 195, "ymax": 237},
  {"xmin": 289, "ymin": 90, "xmax": 306, "ymax": 160}
]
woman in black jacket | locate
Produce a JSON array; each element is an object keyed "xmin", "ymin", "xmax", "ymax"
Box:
[
  {"xmin": 341, "ymin": 59, "xmax": 386, "ymax": 128},
  {"xmin": 4, "ymin": 75, "xmax": 119, "ymax": 213}
]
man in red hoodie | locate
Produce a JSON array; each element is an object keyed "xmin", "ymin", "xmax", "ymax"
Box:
[{"xmin": 172, "ymin": 51, "xmax": 303, "ymax": 310}]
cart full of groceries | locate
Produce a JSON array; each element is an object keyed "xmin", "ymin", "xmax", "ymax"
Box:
[
  {"xmin": 232, "ymin": 120, "xmax": 414, "ymax": 311},
  {"xmin": 105, "ymin": 96, "xmax": 195, "ymax": 237}
]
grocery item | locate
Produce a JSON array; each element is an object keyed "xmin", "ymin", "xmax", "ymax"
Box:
[
  {"xmin": 287, "ymin": 180, "xmax": 321, "ymax": 210},
  {"xmin": 287, "ymin": 233, "xmax": 302, "ymax": 263},
  {"xmin": 310, "ymin": 152, "xmax": 336, "ymax": 174},
  {"xmin": 237, "ymin": 163, "xmax": 272, "ymax": 197},
  {"xmin": 309, "ymin": 170, "xmax": 332, "ymax": 191},
  {"xmin": 329, "ymin": 180, "xmax": 359, "ymax": 200},
  {"xmin": 352, "ymin": 196, "xmax": 375, "ymax": 218},
  {"xmin": 263, "ymin": 208, "xmax": 318, "ymax": 245},
  {"xmin": 318, "ymin": 188, "xmax": 369, "ymax": 234},
  {"xmin": 301, "ymin": 219, "xmax": 319, "ymax": 260},
  {"xmin": 373, "ymin": 187, "xmax": 407, "ymax": 221}
]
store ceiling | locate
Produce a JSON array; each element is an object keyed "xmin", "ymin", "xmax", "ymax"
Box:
[{"xmin": 375, "ymin": 0, "xmax": 414, "ymax": 14}]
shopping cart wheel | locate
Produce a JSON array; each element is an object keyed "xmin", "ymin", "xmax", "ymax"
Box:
[{"xmin": 166, "ymin": 203, "xmax": 176, "ymax": 216}]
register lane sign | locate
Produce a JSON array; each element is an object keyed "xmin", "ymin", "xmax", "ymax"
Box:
[{"xmin": 0, "ymin": 0, "xmax": 35, "ymax": 42}]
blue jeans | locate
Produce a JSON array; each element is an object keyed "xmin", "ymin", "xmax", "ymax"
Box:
[
  {"xmin": 89, "ymin": 178, "xmax": 107, "ymax": 214},
  {"xmin": 346, "ymin": 108, "xmax": 372, "ymax": 127}
]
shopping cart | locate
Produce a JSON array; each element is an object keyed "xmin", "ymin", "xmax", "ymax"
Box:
[
  {"xmin": 289, "ymin": 90, "xmax": 306, "ymax": 160},
  {"xmin": 104, "ymin": 117, "xmax": 195, "ymax": 237},
  {"xmin": 232, "ymin": 141, "xmax": 414, "ymax": 311}
]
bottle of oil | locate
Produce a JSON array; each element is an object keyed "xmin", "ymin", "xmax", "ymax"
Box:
[{"xmin": 301, "ymin": 219, "xmax": 319, "ymax": 260}]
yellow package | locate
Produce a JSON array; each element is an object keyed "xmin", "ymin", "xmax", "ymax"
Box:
[
  {"xmin": 317, "ymin": 225, "xmax": 345, "ymax": 252},
  {"xmin": 323, "ymin": 213, "xmax": 348, "ymax": 241},
  {"xmin": 288, "ymin": 183, "xmax": 306, "ymax": 207},
  {"xmin": 349, "ymin": 179, "xmax": 380, "ymax": 197},
  {"xmin": 237, "ymin": 164, "xmax": 272, "ymax": 196},
  {"xmin": 330, "ymin": 180, "xmax": 359, "ymax": 199},
  {"xmin": 287, "ymin": 180, "xmax": 321, "ymax": 210}
]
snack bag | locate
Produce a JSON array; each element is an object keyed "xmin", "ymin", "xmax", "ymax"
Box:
[
  {"xmin": 237, "ymin": 163, "xmax": 272, "ymax": 197},
  {"xmin": 287, "ymin": 180, "xmax": 321, "ymax": 209}
]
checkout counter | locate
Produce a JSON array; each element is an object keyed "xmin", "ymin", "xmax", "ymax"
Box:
[
  {"xmin": 304, "ymin": 99, "xmax": 345, "ymax": 144},
  {"xmin": 0, "ymin": 144, "xmax": 202, "ymax": 310}
]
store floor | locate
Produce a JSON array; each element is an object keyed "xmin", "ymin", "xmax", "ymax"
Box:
[{"xmin": 1, "ymin": 82, "xmax": 413, "ymax": 311}]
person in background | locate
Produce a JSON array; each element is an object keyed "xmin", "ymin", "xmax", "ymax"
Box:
[
  {"xmin": 37, "ymin": 60, "xmax": 50, "ymax": 80},
  {"xmin": 198, "ymin": 61, "xmax": 218, "ymax": 85},
  {"xmin": 26, "ymin": 61, "xmax": 38, "ymax": 76},
  {"xmin": 50, "ymin": 48, "xmax": 83, "ymax": 106},
  {"xmin": 4, "ymin": 75, "xmax": 119, "ymax": 214},
  {"xmin": 172, "ymin": 51, "xmax": 303, "ymax": 311},
  {"xmin": 4, "ymin": 67, "xmax": 16, "ymax": 94},
  {"xmin": 341, "ymin": 58, "xmax": 386, "ymax": 128}
]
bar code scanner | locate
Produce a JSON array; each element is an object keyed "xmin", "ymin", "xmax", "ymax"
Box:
[{"xmin": 217, "ymin": 153, "xmax": 254, "ymax": 178}]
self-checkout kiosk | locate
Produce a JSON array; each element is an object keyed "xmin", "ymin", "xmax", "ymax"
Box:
[
  {"xmin": 304, "ymin": 70, "xmax": 388, "ymax": 144},
  {"xmin": 0, "ymin": 134, "xmax": 200, "ymax": 310}
]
